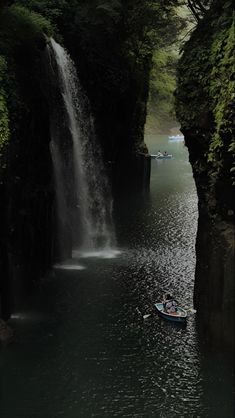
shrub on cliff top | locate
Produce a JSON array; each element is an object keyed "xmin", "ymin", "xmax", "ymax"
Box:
[{"xmin": 0, "ymin": 4, "xmax": 53, "ymax": 57}]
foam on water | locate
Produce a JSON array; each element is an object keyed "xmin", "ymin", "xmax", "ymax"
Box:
[{"xmin": 72, "ymin": 248, "xmax": 121, "ymax": 259}]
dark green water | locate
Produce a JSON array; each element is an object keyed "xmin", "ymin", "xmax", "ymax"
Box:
[{"xmin": 1, "ymin": 135, "xmax": 234, "ymax": 417}]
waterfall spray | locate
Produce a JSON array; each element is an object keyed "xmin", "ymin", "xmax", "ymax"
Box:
[{"xmin": 48, "ymin": 39, "xmax": 116, "ymax": 259}]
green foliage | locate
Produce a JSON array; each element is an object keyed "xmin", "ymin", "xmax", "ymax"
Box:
[
  {"xmin": 184, "ymin": 0, "xmax": 213, "ymax": 21},
  {"xmin": 55, "ymin": 0, "xmax": 184, "ymax": 62},
  {"xmin": 208, "ymin": 22, "xmax": 235, "ymax": 169},
  {"xmin": 176, "ymin": 1, "xmax": 235, "ymax": 186},
  {"xmin": 0, "ymin": 3, "xmax": 54, "ymax": 175},
  {"xmin": 0, "ymin": 4, "xmax": 53, "ymax": 56},
  {"xmin": 15, "ymin": 0, "xmax": 67, "ymax": 22},
  {"xmin": 0, "ymin": 55, "xmax": 9, "ymax": 170},
  {"xmin": 121, "ymin": 0, "xmax": 185, "ymax": 59},
  {"xmin": 147, "ymin": 48, "xmax": 178, "ymax": 132},
  {"xmin": 0, "ymin": 0, "xmax": 186, "ymax": 157},
  {"xmin": 61, "ymin": 0, "xmax": 185, "ymax": 139}
]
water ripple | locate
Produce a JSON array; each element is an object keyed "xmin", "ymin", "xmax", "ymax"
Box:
[{"xmin": 1, "ymin": 136, "xmax": 234, "ymax": 418}]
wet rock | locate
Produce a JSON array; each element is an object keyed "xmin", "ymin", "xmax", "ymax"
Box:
[{"xmin": 0, "ymin": 319, "xmax": 14, "ymax": 346}]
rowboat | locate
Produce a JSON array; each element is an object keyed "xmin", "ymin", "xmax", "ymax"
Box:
[
  {"xmin": 155, "ymin": 154, "xmax": 172, "ymax": 159},
  {"xmin": 154, "ymin": 302, "xmax": 187, "ymax": 323},
  {"xmin": 150, "ymin": 153, "xmax": 173, "ymax": 160},
  {"xmin": 168, "ymin": 135, "xmax": 184, "ymax": 141}
]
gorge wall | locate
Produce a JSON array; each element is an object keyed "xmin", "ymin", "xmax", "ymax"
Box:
[
  {"xmin": 176, "ymin": 0, "xmax": 234, "ymax": 346},
  {"xmin": 2, "ymin": 1, "xmax": 233, "ymax": 349},
  {"xmin": 0, "ymin": 2, "xmax": 152, "ymax": 319},
  {"xmin": 57, "ymin": 1, "xmax": 152, "ymax": 195},
  {"xmin": 0, "ymin": 5, "xmax": 54, "ymax": 318}
]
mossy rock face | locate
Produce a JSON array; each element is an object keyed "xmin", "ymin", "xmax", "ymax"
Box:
[
  {"xmin": 176, "ymin": 1, "xmax": 234, "ymax": 346},
  {"xmin": 0, "ymin": 5, "xmax": 53, "ymax": 176},
  {"xmin": 0, "ymin": 5, "xmax": 54, "ymax": 318},
  {"xmin": 0, "ymin": 4, "xmax": 52, "ymax": 54},
  {"xmin": 176, "ymin": 1, "xmax": 235, "ymax": 213}
]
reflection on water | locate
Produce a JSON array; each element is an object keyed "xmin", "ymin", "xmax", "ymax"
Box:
[
  {"xmin": 1, "ymin": 135, "xmax": 234, "ymax": 417},
  {"xmin": 53, "ymin": 263, "xmax": 86, "ymax": 271}
]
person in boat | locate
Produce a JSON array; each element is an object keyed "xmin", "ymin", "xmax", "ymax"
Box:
[
  {"xmin": 157, "ymin": 150, "xmax": 163, "ymax": 157},
  {"xmin": 163, "ymin": 151, "xmax": 168, "ymax": 156},
  {"xmin": 163, "ymin": 294, "xmax": 177, "ymax": 313}
]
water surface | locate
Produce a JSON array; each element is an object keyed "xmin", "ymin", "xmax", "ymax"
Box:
[{"xmin": 1, "ymin": 134, "xmax": 234, "ymax": 417}]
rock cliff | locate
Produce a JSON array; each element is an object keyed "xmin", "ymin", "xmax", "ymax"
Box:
[
  {"xmin": 0, "ymin": 3, "xmax": 151, "ymax": 318},
  {"xmin": 0, "ymin": 5, "xmax": 54, "ymax": 318},
  {"xmin": 176, "ymin": 0, "xmax": 234, "ymax": 346}
]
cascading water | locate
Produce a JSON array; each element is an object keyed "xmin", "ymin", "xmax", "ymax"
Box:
[{"xmin": 47, "ymin": 38, "xmax": 116, "ymax": 260}]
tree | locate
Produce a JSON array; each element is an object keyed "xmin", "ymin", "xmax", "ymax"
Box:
[{"xmin": 186, "ymin": 0, "xmax": 212, "ymax": 21}]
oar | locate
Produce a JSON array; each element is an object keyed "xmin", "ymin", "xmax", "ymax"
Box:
[
  {"xmin": 182, "ymin": 306, "xmax": 197, "ymax": 314},
  {"xmin": 187, "ymin": 308, "xmax": 197, "ymax": 314},
  {"xmin": 143, "ymin": 313, "xmax": 152, "ymax": 319},
  {"xmin": 136, "ymin": 307, "xmax": 152, "ymax": 320}
]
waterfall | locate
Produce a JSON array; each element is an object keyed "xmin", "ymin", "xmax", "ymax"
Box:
[{"xmin": 47, "ymin": 38, "xmax": 116, "ymax": 259}]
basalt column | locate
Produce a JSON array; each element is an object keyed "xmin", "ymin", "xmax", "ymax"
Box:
[{"xmin": 175, "ymin": 1, "xmax": 234, "ymax": 346}]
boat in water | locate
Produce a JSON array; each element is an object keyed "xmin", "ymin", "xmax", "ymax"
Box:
[
  {"xmin": 155, "ymin": 154, "xmax": 172, "ymax": 160},
  {"xmin": 150, "ymin": 152, "xmax": 172, "ymax": 160},
  {"xmin": 168, "ymin": 134, "xmax": 184, "ymax": 141},
  {"xmin": 154, "ymin": 302, "xmax": 187, "ymax": 323}
]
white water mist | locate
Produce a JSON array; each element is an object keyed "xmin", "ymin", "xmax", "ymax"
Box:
[{"xmin": 48, "ymin": 38, "xmax": 115, "ymax": 258}]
